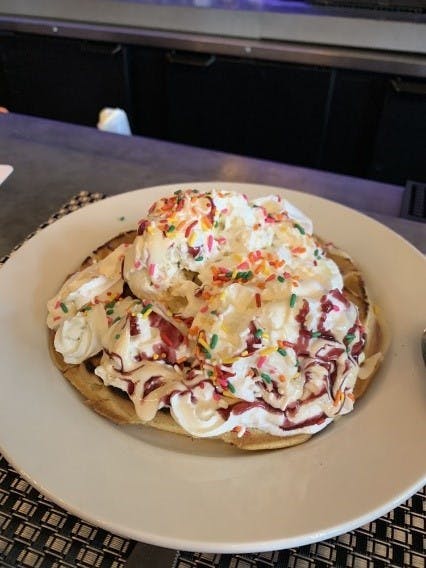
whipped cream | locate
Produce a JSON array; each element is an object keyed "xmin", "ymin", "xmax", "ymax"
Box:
[
  {"xmin": 98, "ymin": 299, "xmax": 191, "ymax": 373},
  {"xmin": 48, "ymin": 189, "xmax": 367, "ymax": 441},
  {"xmin": 54, "ymin": 303, "xmax": 108, "ymax": 364},
  {"xmin": 95, "ymin": 359, "xmax": 186, "ymax": 422},
  {"xmin": 170, "ymin": 382, "xmax": 334, "ymax": 438},
  {"xmin": 47, "ymin": 244, "xmax": 128, "ymax": 329}
]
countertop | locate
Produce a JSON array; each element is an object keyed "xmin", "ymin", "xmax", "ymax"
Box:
[
  {"xmin": 1, "ymin": 0, "xmax": 426, "ymax": 57},
  {"xmin": 0, "ymin": 113, "xmax": 424, "ymax": 256}
]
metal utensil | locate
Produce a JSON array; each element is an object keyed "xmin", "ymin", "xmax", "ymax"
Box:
[{"xmin": 422, "ymin": 329, "xmax": 426, "ymax": 366}]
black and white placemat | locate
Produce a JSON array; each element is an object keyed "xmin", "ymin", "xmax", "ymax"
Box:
[{"xmin": 0, "ymin": 192, "xmax": 424, "ymax": 568}]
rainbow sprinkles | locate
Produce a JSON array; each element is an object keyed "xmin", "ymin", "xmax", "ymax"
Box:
[{"xmin": 47, "ymin": 189, "xmax": 383, "ymax": 449}]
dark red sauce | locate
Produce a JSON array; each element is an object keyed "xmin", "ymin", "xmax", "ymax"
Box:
[
  {"xmin": 330, "ymin": 288, "xmax": 350, "ymax": 308},
  {"xmin": 245, "ymin": 321, "xmax": 258, "ymax": 353},
  {"xmin": 143, "ymin": 376, "xmax": 165, "ymax": 397},
  {"xmin": 124, "ymin": 379, "xmax": 135, "ymax": 395},
  {"xmin": 148, "ymin": 312, "xmax": 184, "ymax": 349},
  {"xmin": 138, "ymin": 219, "xmax": 149, "ymax": 235},
  {"xmin": 105, "ymin": 349, "xmax": 124, "ymax": 372},
  {"xmin": 129, "ymin": 315, "xmax": 139, "ymax": 336},
  {"xmin": 282, "ymin": 413, "xmax": 326, "ymax": 431},
  {"xmin": 187, "ymin": 246, "xmax": 201, "ymax": 258},
  {"xmin": 205, "ymin": 195, "xmax": 217, "ymax": 224}
]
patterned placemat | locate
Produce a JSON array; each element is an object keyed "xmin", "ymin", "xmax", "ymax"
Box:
[
  {"xmin": 0, "ymin": 192, "xmax": 425, "ymax": 568},
  {"xmin": 0, "ymin": 191, "xmax": 105, "ymax": 266}
]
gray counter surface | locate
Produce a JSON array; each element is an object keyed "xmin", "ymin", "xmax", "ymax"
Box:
[
  {"xmin": 0, "ymin": 113, "xmax": 424, "ymax": 257},
  {"xmin": 1, "ymin": 0, "xmax": 426, "ymax": 57}
]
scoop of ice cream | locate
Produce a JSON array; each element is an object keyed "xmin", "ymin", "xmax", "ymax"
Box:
[{"xmin": 123, "ymin": 190, "xmax": 316, "ymax": 310}]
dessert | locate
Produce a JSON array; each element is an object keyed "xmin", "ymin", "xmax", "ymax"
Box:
[{"xmin": 47, "ymin": 189, "xmax": 383, "ymax": 450}]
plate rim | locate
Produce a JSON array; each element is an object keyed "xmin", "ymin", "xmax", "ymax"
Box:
[{"xmin": 0, "ymin": 182, "xmax": 425, "ymax": 553}]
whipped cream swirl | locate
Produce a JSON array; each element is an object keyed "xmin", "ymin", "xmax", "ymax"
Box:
[{"xmin": 48, "ymin": 189, "xmax": 368, "ymax": 441}]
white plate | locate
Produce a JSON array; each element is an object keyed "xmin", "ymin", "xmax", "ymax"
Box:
[{"xmin": 0, "ymin": 182, "xmax": 425, "ymax": 553}]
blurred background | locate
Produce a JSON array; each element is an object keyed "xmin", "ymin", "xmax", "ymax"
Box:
[{"xmin": 0, "ymin": 0, "xmax": 425, "ymax": 187}]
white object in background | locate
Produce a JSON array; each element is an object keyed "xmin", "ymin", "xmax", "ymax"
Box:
[
  {"xmin": 97, "ymin": 108, "xmax": 131, "ymax": 135},
  {"xmin": 0, "ymin": 165, "xmax": 13, "ymax": 186}
]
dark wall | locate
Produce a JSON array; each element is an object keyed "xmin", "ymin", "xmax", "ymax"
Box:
[{"xmin": 1, "ymin": 31, "xmax": 425, "ymax": 187}]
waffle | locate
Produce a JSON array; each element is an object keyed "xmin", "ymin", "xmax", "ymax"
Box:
[{"xmin": 48, "ymin": 229, "xmax": 383, "ymax": 451}]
